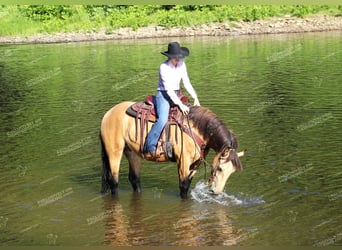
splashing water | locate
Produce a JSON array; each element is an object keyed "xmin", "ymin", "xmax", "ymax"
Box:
[{"xmin": 190, "ymin": 181, "xmax": 265, "ymax": 207}]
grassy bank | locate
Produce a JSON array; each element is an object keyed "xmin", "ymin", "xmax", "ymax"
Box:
[{"xmin": 0, "ymin": 5, "xmax": 341, "ymax": 36}]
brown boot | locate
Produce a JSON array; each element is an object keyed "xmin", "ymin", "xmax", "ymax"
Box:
[
  {"xmin": 144, "ymin": 151, "xmax": 157, "ymax": 161},
  {"xmin": 144, "ymin": 151, "xmax": 168, "ymax": 162}
]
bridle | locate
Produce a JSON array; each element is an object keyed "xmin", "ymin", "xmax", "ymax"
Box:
[{"xmin": 208, "ymin": 148, "xmax": 234, "ymax": 183}]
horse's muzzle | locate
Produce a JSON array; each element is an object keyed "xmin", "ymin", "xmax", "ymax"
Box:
[{"xmin": 207, "ymin": 178, "xmax": 219, "ymax": 195}]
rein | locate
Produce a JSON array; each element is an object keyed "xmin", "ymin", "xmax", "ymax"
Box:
[
  {"xmin": 176, "ymin": 115, "xmax": 211, "ymax": 179},
  {"xmin": 179, "ymin": 115, "xmax": 207, "ymax": 160}
]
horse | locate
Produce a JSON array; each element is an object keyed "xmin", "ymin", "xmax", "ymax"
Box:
[{"xmin": 100, "ymin": 101, "xmax": 245, "ymax": 199}]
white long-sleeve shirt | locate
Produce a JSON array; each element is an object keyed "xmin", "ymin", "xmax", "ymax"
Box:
[{"xmin": 157, "ymin": 60, "xmax": 198, "ymax": 106}]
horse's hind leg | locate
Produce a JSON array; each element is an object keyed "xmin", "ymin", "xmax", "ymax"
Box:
[
  {"xmin": 124, "ymin": 145, "xmax": 142, "ymax": 192},
  {"xmin": 100, "ymin": 130, "xmax": 123, "ymax": 197},
  {"xmin": 108, "ymin": 150, "xmax": 124, "ymax": 197}
]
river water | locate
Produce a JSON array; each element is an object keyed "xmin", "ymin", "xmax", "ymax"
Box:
[{"xmin": 0, "ymin": 31, "xmax": 341, "ymax": 246}]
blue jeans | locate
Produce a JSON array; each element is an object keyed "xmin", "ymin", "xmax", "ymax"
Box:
[{"xmin": 143, "ymin": 91, "xmax": 172, "ymax": 153}]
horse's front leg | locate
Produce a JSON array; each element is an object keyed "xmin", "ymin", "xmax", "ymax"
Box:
[
  {"xmin": 179, "ymin": 177, "xmax": 192, "ymax": 199},
  {"xmin": 178, "ymin": 159, "xmax": 194, "ymax": 199}
]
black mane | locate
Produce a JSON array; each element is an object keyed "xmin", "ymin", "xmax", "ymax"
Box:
[{"xmin": 188, "ymin": 106, "xmax": 238, "ymax": 152}]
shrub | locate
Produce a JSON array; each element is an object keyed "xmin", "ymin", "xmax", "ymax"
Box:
[{"xmin": 19, "ymin": 5, "xmax": 75, "ymax": 21}]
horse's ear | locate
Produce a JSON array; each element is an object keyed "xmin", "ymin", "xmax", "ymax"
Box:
[{"xmin": 238, "ymin": 149, "xmax": 247, "ymax": 157}]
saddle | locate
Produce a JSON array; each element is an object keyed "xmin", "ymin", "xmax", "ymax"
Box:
[{"xmin": 126, "ymin": 93, "xmax": 190, "ymax": 162}]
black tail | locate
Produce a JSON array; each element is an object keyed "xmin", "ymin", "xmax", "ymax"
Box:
[{"xmin": 100, "ymin": 130, "xmax": 112, "ymax": 193}]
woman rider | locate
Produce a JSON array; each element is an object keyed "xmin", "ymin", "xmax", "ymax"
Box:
[{"xmin": 143, "ymin": 41, "xmax": 200, "ymax": 159}]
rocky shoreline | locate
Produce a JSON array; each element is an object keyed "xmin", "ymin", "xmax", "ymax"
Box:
[{"xmin": 1, "ymin": 14, "xmax": 341, "ymax": 44}]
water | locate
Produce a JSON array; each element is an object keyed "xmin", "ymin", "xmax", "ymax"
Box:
[
  {"xmin": 191, "ymin": 181, "xmax": 265, "ymax": 207},
  {"xmin": 0, "ymin": 31, "xmax": 341, "ymax": 246}
]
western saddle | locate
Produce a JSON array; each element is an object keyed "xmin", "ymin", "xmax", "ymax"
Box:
[{"xmin": 126, "ymin": 93, "xmax": 190, "ymax": 162}]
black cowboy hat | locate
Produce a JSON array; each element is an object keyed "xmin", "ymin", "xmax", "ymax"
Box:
[{"xmin": 161, "ymin": 42, "xmax": 189, "ymax": 59}]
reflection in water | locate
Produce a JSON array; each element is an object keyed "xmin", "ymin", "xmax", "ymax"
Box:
[
  {"xmin": 171, "ymin": 202, "xmax": 241, "ymax": 246},
  {"xmin": 102, "ymin": 191, "xmax": 244, "ymax": 246},
  {"xmin": 103, "ymin": 196, "xmax": 130, "ymax": 246}
]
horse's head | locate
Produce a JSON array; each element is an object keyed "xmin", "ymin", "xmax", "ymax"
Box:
[{"xmin": 207, "ymin": 148, "xmax": 245, "ymax": 195}]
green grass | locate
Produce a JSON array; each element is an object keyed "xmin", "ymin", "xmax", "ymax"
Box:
[{"xmin": 0, "ymin": 5, "xmax": 341, "ymax": 36}]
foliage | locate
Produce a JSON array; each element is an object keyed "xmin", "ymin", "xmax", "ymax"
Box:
[
  {"xmin": 0, "ymin": 5, "xmax": 341, "ymax": 36},
  {"xmin": 18, "ymin": 5, "xmax": 75, "ymax": 21},
  {"xmin": 290, "ymin": 5, "xmax": 321, "ymax": 17}
]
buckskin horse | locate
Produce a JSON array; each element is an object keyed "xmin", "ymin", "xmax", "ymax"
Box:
[{"xmin": 100, "ymin": 99, "xmax": 245, "ymax": 199}]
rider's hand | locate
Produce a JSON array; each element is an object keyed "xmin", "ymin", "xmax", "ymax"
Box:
[
  {"xmin": 179, "ymin": 103, "xmax": 190, "ymax": 115},
  {"xmin": 194, "ymin": 98, "xmax": 200, "ymax": 106}
]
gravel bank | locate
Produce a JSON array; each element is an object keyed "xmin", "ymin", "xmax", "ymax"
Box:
[{"xmin": 0, "ymin": 15, "xmax": 341, "ymax": 44}]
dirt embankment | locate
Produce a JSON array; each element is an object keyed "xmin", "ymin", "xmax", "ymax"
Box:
[{"xmin": 0, "ymin": 15, "xmax": 341, "ymax": 44}]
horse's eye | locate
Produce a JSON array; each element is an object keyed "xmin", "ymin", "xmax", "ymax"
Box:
[
  {"xmin": 219, "ymin": 156, "xmax": 229, "ymax": 162},
  {"xmin": 217, "ymin": 166, "xmax": 222, "ymax": 172}
]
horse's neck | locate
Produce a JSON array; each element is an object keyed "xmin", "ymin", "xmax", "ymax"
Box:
[{"xmin": 192, "ymin": 125, "xmax": 232, "ymax": 153}]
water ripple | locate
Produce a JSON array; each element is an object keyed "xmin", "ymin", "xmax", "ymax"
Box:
[{"xmin": 190, "ymin": 181, "xmax": 265, "ymax": 207}]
